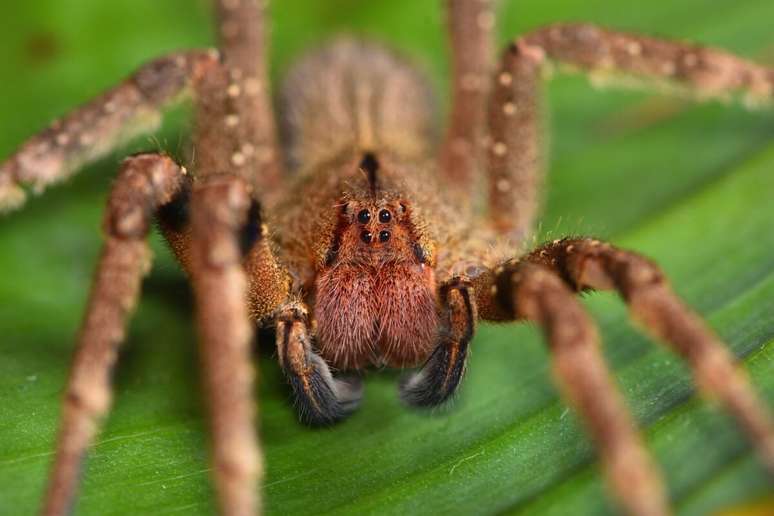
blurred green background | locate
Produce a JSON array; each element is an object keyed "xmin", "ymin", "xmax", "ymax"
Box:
[{"xmin": 1, "ymin": 0, "xmax": 773, "ymax": 514}]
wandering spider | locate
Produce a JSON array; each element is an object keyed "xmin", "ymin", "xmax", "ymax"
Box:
[{"xmin": 1, "ymin": 0, "xmax": 773, "ymax": 515}]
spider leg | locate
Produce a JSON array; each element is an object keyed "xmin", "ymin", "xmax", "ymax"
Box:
[
  {"xmin": 276, "ymin": 303, "xmax": 364, "ymax": 426},
  {"xmin": 438, "ymin": 0, "xmax": 496, "ymax": 191},
  {"xmin": 488, "ymin": 23, "xmax": 774, "ymax": 239},
  {"xmin": 400, "ymin": 277, "xmax": 476, "ymax": 407},
  {"xmin": 182, "ymin": 172, "xmax": 288, "ymax": 515},
  {"xmin": 208, "ymin": 0, "xmax": 285, "ymax": 199},
  {"xmin": 478, "ymin": 262, "xmax": 668, "ymax": 516},
  {"xmin": 189, "ymin": 174, "xmax": 263, "ymax": 516},
  {"xmin": 525, "ymin": 237, "xmax": 774, "ymax": 470},
  {"xmin": 188, "ymin": 1, "xmax": 289, "ymax": 501},
  {"xmin": 43, "ymin": 153, "xmax": 186, "ymax": 515},
  {"xmin": 0, "ymin": 51, "xmax": 217, "ymax": 213}
]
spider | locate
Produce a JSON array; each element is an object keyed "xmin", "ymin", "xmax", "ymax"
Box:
[{"xmin": 1, "ymin": 1, "xmax": 773, "ymax": 515}]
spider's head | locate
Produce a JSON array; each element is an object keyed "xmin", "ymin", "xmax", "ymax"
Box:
[
  {"xmin": 331, "ymin": 199, "xmax": 417, "ymax": 267},
  {"xmin": 312, "ymin": 153, "xmax": 439, "ymax": 370}
]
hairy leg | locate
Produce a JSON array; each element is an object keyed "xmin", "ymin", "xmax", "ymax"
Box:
[
  {"xmin": 189, "ymin": 4, "xmax": 288, "ymax": 501},
  {"xmin": 209, "ymin": 0, "xmax": 284, "ymax": 198},
  {"xmin": 480, "ymin": 263, "xmax": 668, "ymax": 516},
  {"xmin": 0, "ymin": 51, "xmax": 217, "ymax": 213},
  {"xmin": 275, "ymin": 302, "xmax": 364, "ymax": 426},
  {"xmin": 401, "ymin": 277, "xmax": 476, "ymax": 407},
  {"xmin": 189, "ymin": 174, "xmax": 261, "ymax": 516},
  {"xmin": 438, "ymin": 0, "xmax": 496, "ymax": 192},
  {"xmin": 43, "ymin": 154, "xmax": 186, "ymax": 515},
  {"xmin": 487, "ymin": 23, "xmax": 774, "ymax": 239},
  {"xmin": 525, "ymin": 237, "xmax": 774, "ymax": 470}
]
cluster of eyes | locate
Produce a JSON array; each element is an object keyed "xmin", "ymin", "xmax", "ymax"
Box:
[{"xmin": 357, "ymin": 208, "xmax": 391, "ymax": 244}]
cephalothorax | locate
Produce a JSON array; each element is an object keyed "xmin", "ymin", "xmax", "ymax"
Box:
[{"xmin": 1, "ymin": 1, "xmax": 773, "ymax": 515}]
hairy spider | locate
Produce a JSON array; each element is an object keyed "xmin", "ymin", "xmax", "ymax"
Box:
[{"xmin": 1, "ymin": 1, "xmax": 773, "ymax": 515}]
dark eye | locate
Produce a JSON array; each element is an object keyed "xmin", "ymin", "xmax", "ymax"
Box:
[
  {"xmin": 357, "ymin": 209, "xmax": 371, "ymax": 224},
  {"xmin": 378, "ymin": 230, "xmax": 390, "ymax": 243},
  {"xmin": 378, "ymin": 209, "xmax": 391, "ymax": 223},
  {"xmin": 360, "ymin": 230, "xmax": 373, "ymax": 243}
]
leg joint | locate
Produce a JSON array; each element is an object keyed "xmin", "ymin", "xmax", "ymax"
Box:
[
  {"xmin": 191, "ymin": 174, "xmax": 254, "ymax": 269},
  {"xmin": 106, "ymin": 153, "xmax": 185, "ymax": 239}
]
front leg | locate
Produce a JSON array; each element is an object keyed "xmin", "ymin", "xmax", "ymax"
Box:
[
  {"xmin": 187, "ymin": 42, "xmax": 280, "ymax": 513},
  {"xmin": 401, "ymin": 277, "xmax": 476, "ymax": 407},
  {"xmin": 44, "ymin": 153, "xmax": 186, "ymax": 515},
  {"xmin": 189, "ymin": 174, "xmax": 264, "ymax": 516}
]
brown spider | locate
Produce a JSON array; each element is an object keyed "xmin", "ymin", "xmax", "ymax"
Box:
[{"xmin": 1, "ymin": 1, "xmax": 773, "ymax": 515}]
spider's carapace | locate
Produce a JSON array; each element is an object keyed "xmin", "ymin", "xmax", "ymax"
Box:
[{"xmin": 313, "ymin": 177, "xmax": 439, "ymax": 370}]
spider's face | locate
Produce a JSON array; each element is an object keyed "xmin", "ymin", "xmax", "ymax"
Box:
[
  {"xmin": 311, "ymin": 189, "xmax": 438, "ymax": 370},
  {"xmin": 333, "ymin": 199, "xmax": 415, "ymax": 267}
]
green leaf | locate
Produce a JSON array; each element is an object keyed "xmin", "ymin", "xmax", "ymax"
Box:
[{"xmin": 1, "ymin": 1, "xmax": 772, "ymax": 515}]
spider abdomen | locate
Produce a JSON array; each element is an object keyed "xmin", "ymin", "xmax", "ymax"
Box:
[{"xmin": 280, "ymin": 37, "xmax": 437, "ymax": 170}]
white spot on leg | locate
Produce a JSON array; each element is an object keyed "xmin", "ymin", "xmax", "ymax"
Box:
[
  {"xmin": 502, "ymin": 102, "xmax": 517, "ymax": 116},
  {"xmin": 227, "ymin": 83, "xmax": 241, "ymax": 98},
  {"xmin": 231, "ymin": 152, "xmax": 246, "ymax": 166},
  {"xmin": 79, "ymin": 133, "xmax": 94, "ymax": 146},
  {"xmin": 626, "ymin": 41, "xmax": 642, "ymax": 56},
  {"xmin": 496, "ymin": 179, "xmax": 511, "ymax": 192},
  {"xmin": 225, "ymin": 114, "xmax": 240, "ymax": 128},
  {"xmin": 492, "ymin": 141, "xmax": 507, "ymax": 156},
  {"xmin": 33, "ymin": 141, "xmax": 50, "ymax": 155},
  {"xmin": 55, "ymin": 133, "xmax": 70, "ymax": 146},
  {"xmin": 476, "ymin": 11, "xmax": 495, "ymax": 31},
  {"xmin": 498, "ymin": 72, "xmax": 513, "ymax": 86},
  {"xmin": 241, "ymin": 143, "xmax": 255, "ymax": 156}
]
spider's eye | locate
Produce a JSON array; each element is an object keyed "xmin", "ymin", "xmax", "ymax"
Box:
[
  {"xmin": 360, "ymin": 230, "xmax": 373, "ymax": 243},
  {"xmin": 357, "ymin": 209, "xmax": 371, "ymax": 224},
  {"xmin": 378, "ymin": 209, "xmax": 391, "ymax": 223},
  {"xmin": 378, "ymin": 230, "xmax": 390, "ymax": 243}
]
